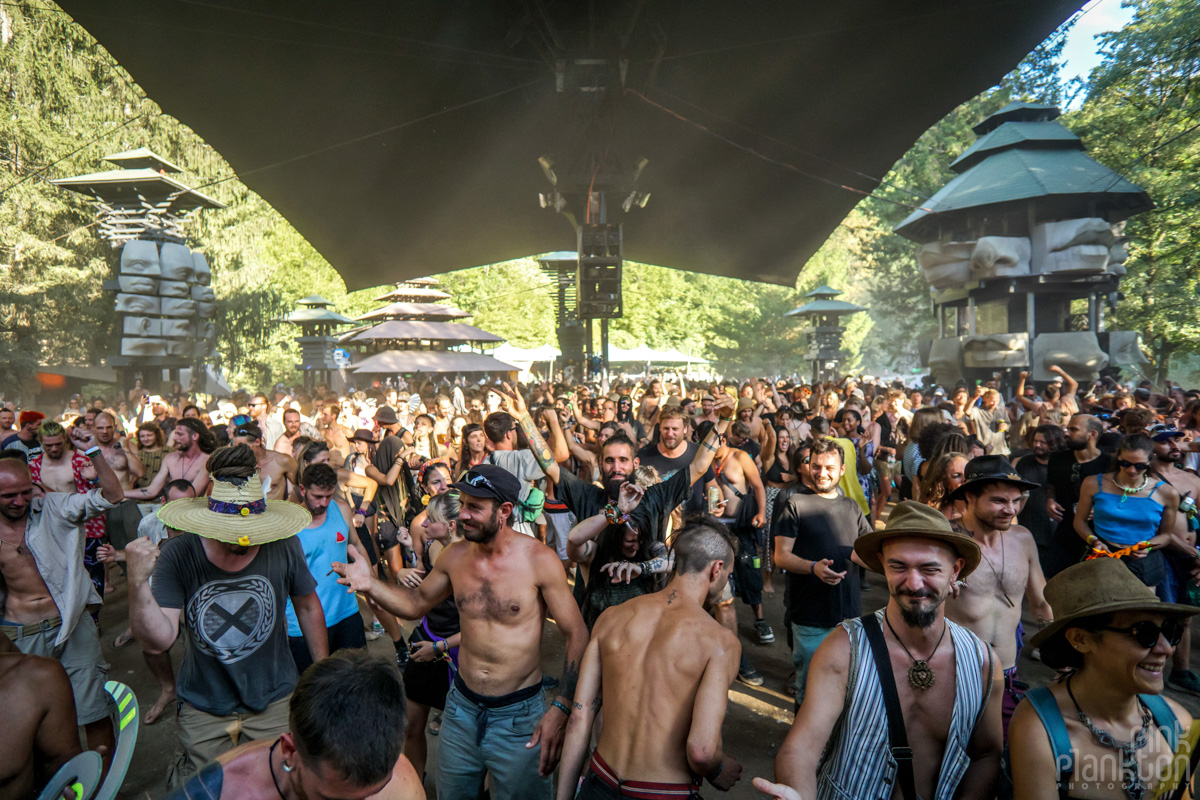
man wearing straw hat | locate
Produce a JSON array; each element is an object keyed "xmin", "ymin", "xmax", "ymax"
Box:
[
  {"xmin": 125, "ymin": 444, "xmax": 329, "ymax": 785},
  {"xmin": 1009, "ymin": 557, "xmax": 1196, "ymax": 799},
  {"xmin": 764, "ymin": 501, "xmax": 1003, "ymax": 800}
]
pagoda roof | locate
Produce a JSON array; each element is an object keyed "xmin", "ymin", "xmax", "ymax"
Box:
[
  {"xmin": 351, "ymin": 350, "xmax": 518, "ymax": 375},
  {"xmin": 51, "ymin": 168, "xmax": 226, "ymax": 210},
  {"xmin": 283, "ymin": 307, "xmax": 356, "ymax": 325},
  {"xmin": 804, "ymin": 284, "xmax": 843, "ymax": 298},
  {"xmin": 343, "ymin": 320, "xmax": 503, "ymax": 344},
  {"xmin": 103, "ymin": 147, "xmax": 184, "ymax": 173},
  {"xmin": 371, "ymin": 286, "xmax": 452, "ymax": 302},
  {"xmin": 972, "ymin": 101, "xmax": 1061, "ymax": 135},
  {"xmin": 403, "ymin": 277, "xmax": 440, "ymax": 286},
  {"xmin": 894, "ymin": 148, "xmax": 1152, "ymax": 243},
  {"xmin": 296, "ymin": 294, "xmax": 336, "ymax": 307},
  {"xmin": 785, "ymin": 298, "xmax": 866, "ymax": 317},
  {"xmin": 950, "ymin": 121, "xmax": 1083, "ymax": 172},
  {"xmin": 356, "ymin": 302, "xmax": 470, "ymax": 322}
]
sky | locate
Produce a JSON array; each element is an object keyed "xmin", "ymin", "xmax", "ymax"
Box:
[{"xmin": 1059, "ymin": 0, "xmax": 1136, "ymax": 84}]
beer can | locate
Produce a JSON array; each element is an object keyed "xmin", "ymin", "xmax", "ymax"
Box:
[{"xmin": 707, "ymin": 486, "xmax": 721, "ymax": 513}]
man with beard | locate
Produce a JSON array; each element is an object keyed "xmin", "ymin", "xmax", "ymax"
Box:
[
  {"xmin": 637, "ymin": 378, "xmax": 664, "ymax": 427},
  {"xmin": 272, "ymin": 408, "xmax": 304, "ymax": 456},
  {"xmin": 1147, "ymin": 424, "xmax": 1200, "ymax": 696},
  {"xmin": 125, "ymin": 444, "xmax": 327, "ymax": 785},
  {"xmin": 1012, "ymin": 424, "xmax": 1064, "ymax": 570},
  {"xmin": 773, "ymin": 439, "xmax": 872, "ymax": 705},
  {"xmin": 246, "ymin": 392, "xmax": 284, "ymax": 450},
  {"xmin": 765, "ymin": 501, "xmax": 1002, "ymax": 800},
  {"xmin": 228, "ymin": 422, "xmax": 296, "ymax": 501},
  {"xmin": 331, "ymin": 463, "xmax": 588, "ymax": 800},
  {"xmin": 614, "ymin": 395, "xmax": 646, "ymax": 446},
  {"xmin": 943, "ymin": 456, "xmax": 1052, "ymax": 737},
  {"xmin": 556, "ymin": 520, "xmax": 745, "ymax": 799},
  {"xmin": 695, "ymin": 394, "xmax": 720, "ymax": 428},
  {"xmin": 1042, "ymin": 414, "xmax": 1110, "ymax": 578},
  {"xmin": 966, "ymin": 388, "xmax": 1011, "ymax": 456},
  {"xmin": 93, "ymin": 411, "xmax": 145, "ymax": 570},
  {"xmin": 637, "ymin": 404, "xmax": 717, "ymax": 517},
  {"xmin": 315, "ymin": 401, "xmax": 351, "ymax": 464},
  {"xmin": 125, "ymin": 417, "xmax": 215, "ymax": 500},
  {"xmin": 0, "ymin": 425, "xmax": 124, "ymax": 773},
  {"xmin": 0, "ymin": 406, "xmax": 14, "ymax": 436}
]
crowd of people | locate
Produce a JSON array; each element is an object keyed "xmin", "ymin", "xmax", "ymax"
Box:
[{"xmin": 3, "ymin": 366, "xmax": 1200, "ymax": 799}]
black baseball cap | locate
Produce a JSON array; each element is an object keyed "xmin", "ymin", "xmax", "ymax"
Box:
[{"xmin": 452, "ymin": 464, "xmax": 521, "ymax": 506}]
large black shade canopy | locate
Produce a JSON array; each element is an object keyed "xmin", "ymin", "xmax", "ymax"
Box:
[{"xmin": 57, "ymin": 1, "xmax": 1081, "ymax": 289}]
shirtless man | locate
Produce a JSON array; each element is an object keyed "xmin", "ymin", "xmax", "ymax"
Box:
[
  {"xmin": 317, "ymin": 402, "xmax": 352, "ymax": 464},
  {"xmin": 695, "ymin": 395, "xmax": 720, "ymax": 428},
  {"xmin": 331, "ymin": 463, "xmax": 588, "ymax": 800},
  {"xmin": 696, "ymin": 420, "xmax": 772, "ymax": 644},
  {"xmin": 556, "ymin": 520, "xmax": 744, "ymax": 799},
  {"xmin": 944, "ymin": 455, "xmax": 1052, "ymax": 736},
  {"xmin": 1015, "ymin": 366, "xmax": 1078, "ymax": 429},
  {"xmin": 230, "ymin": 421, "xmax": 296, "ymax": 500},
  {"xmin": 0, "ymin": 636, "xmax": 82, "ymax": 800},
  {"xmin": 125, "ymin": 417, "xmax": 213, "ymax": 500},
  {"xmin": 1148, "ymin": 424, "xmax": 1200, "ymax": 695},
  {"xmin": 0, "ymin": 428, "xmax": 123, "ymax": 773},
  {"xmin": 764, "ymin": 501, "xmax": 1003, "ymax": 799},
  {"xmin": 272, "ymin": 408, "xmax": 304, "ymax": 455},
  {"xmin": 637, "ymin": 378, "xmax": 663, "ymax": 427},
  {"xmin": 94, "ymin": 411, "xmax": 145, "ymax": 566},
  {"xmin": 33, "ymin": 422, "xmax": 94, "ymax": 495}
]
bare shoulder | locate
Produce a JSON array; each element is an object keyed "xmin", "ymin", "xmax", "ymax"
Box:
[
  {"xmin": 379, "ymin": 754, "xmax": 426, "ymax": 799},
  {"xmin": 1007, "ymin": 524, "xmax": 1036, "ymax": 549},
  {"xmin": 0, "ymin": 651, "xmax": 68, "ymax": 693},
  {"xmin": 814, "ymin": 625, "xmax": 852, "ymax": 675}
]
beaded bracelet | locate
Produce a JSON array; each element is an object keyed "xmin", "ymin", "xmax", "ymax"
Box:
[{"xmin": 604, "ymin": 503, "xmax": 630, "ymax": 526}]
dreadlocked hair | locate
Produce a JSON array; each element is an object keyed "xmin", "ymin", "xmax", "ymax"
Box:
[{"xmin": 207, "ymin": 444, "xmax": 258, "ymax": 480}]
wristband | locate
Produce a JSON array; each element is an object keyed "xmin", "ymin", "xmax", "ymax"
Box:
[
  {"xmin": 1085, "ymin": 534, "xmax": 1098, "ymax": 546},
  {"xmin": 810, "ymin": 560, "xmax": 817, "ymax": 575},
  {"xmin": 718, "ymin": 416, "xmax": 735, "ymax": 422},
  {"xmin": 604, "ymin": 503, "xmax": 630, "ymax": 526},
  {"xmin": 551, "ymin": 699, "xmax": 572, "ymax": 716},
  {"xmin": 84, "ymin": 446, "xmax": 101, "ymax": 458}
]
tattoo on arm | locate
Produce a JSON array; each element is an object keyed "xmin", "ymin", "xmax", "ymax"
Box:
[
  {"xmin": 573, "ymin": 701, "xmax": 584, "ymax": 711},
  {"xmin": 561, "ymin": 658, "xmax": 580, "ymax": 702},
  {"xmin": 591, "ymin": 695, "xmax": 602, "ymax": 714},
  {"xmin": 519, "ymin": 412, "xmax": 556, "ymax": 473}
]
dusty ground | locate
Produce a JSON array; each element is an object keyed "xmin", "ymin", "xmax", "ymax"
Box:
[{"xmin": 99, "ymin": 535, "xmax": 1200, "ymax": 800}]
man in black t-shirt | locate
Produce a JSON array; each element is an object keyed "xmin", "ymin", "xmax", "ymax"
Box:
[
  {"xmin": 772, "ymin": 439, "xmax": 871, "ymax": 705},
  {"xmin": 636, "ymin": 405, "xmax": 717, "ymax": 518},
  {"xmin": 1043, "ymin": 414, "xmax": 1110, "ymax": 578}
]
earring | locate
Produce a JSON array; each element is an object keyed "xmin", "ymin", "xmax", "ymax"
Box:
[{"xmin": 282, "ymin": 761, "xmax": 293, "ymax": 773}]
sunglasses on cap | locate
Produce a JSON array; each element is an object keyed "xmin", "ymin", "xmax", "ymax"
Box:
[
  {"xmin": 231, "ymin": 414, "xmax": 252, "ymax": 427},
  {"xmin": 1103, "ymin": 619, "xmax": 1185, "ymax": 649},
  {"xmin": 462, "ymin": 469, "xmax": 504, "ymax": 499},
  {"xmin": 1116, "ymin": 458, "xmax": 1152, "ymax": 472}
]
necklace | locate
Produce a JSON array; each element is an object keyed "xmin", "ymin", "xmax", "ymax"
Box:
[
  {"xmin": 268, "ymin": 739, "xmax": 289, "ymax": 800},
  {"xmin": 0, "ymin": 535, "xmax": 23, "ymax": 555},
  {"xmin": 1115, "ymin": 473, "xmax": 1150, "ymax": 503},
  {"xmin": 884, "ymin": 611, "xmax": 948, "ymax": 689},
  {"xmin": 1066, "ymin": 675, "xmax": 1152, "ymax": 800},
  {"xmin": 971, "ymin": 526, "xmax": 1015, "ymax": 608}
]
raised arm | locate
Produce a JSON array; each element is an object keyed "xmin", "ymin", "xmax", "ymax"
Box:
[
  {"xmin": 500, "ymin": 383, "xmax": 562, "ymax": 483},
  {"xmin": 688, "ymin": 393, "xmax": 737, "ymax": 485},
  {"xmin": 1049, "ymin": 365, "xmax": 1078, "ymax": 398},
  {"xmin": 1015, "ymin": 372, "xmax": 1037, "ymax": 412},
  {"xmin": 70, "ymin": 427, "xmax": 123, "ymax": 504}
]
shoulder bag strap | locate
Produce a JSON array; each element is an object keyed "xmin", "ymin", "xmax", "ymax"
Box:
[
  {"xmin": 861, "ymin": 613, "xmax": 917, "ymax": 800},
  {"xmin": 1025, "ymin": 686, "xmax": 1073, "ymax": 793},
  {"xmin": 1140, "ymin": 693, "xmax": 1179, "ymax": 751}
]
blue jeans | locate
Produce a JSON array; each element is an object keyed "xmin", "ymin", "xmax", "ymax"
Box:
[
  {"xmin": 436, "ymin": 678, "xmax": 551, "ymax": 800},
  {"xmin": 791, "ymin": 623, "xmax": 834, "ymax": 704}
]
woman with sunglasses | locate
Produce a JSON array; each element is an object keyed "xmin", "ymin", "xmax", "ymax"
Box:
[
  {"xmin": 1073, "ymin": 433, "xmax": 1182, "ymax": 588},
  {"xmin": 1009, "ymin": 557, "xmax": 1196, "ymax": 800}
]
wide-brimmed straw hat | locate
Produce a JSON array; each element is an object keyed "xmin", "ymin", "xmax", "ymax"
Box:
[
  {"xmin": 158, "ymin": 472, "xmax": 310, "ymax": 546},
  {"xmin": 854, "ymin": 500, "xmax": 982, "ymax": 579},
  {"xmin": 1029, "ymin": 558, "xmax": 1200, "ymax": 650}
]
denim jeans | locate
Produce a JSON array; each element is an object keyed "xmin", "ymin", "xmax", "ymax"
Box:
[
  {"xmin": 436, "ymin": 679, "xmax": 551, "ymax": 800},
  {"xmin": 791, "ymin": 623, "xmax": 834, "ymax": 705}
]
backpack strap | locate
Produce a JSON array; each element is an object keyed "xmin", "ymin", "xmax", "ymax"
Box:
[
  {"xmin": 861, "ymin": 613, "xmax": 918, "ymax": 800},
  {"xmin": 1025, "ymin": 686, "xmax": 1073, "ymax": 794},
  {"xmin": 1140, "ymin": 693, "xmax": 1180, "ymax": 751}
]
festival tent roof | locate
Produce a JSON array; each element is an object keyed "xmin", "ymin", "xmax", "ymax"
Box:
[
  {"xmin": 351, "ymin": 350, "xmax": 518, "ymax": 374},
  {"xmin": 607, "ymin": 346, "xmax": 709, "ymax": 364},
  {"xmin": 355, "ymin": 303, "xmax": 471, "ymax": 322},
  {"xmin": 343, "ymin": 320, "xmax": 504, "ymax": 344},
  {"xmin": 55, "ymin": 0, "xmax": 1081, "ymax": 288},
  {"xmin": 489, "ymin": 343, "xmax": 563, "ymax": 362}
]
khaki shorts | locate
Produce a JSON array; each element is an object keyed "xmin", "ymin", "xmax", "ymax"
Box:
[
  {"xmin": 6, "ymin": 615, "xmax": 114, "ymax": 726},
  {"xmin": 170, "ymin": 694, "xmax": 291, "ymax": 787}
]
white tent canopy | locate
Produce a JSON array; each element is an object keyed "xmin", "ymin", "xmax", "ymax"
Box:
[{"xmin": 607, "ymin": 346, "xmax": 709, "ymax": 365}]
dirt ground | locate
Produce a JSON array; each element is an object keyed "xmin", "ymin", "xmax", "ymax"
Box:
[{"xmin": 98, "ymin": 539, "xmax": 1200, "ymax": 800}]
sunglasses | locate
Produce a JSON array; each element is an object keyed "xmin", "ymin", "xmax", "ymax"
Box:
[
  {"xmin": 1116, "ymin": 458, "xmax": 1152, "ymax": 472},
  {"xmin": 464, "ymin": 470, "xmax": 499, "ymax": 494},
  {"xmin": 1103, "ymin": 619, "xmax": 1185, "ymax": 649},
  {"xmin": 231, "ymin": 414, "xmax": 252, "ymax": 427}
]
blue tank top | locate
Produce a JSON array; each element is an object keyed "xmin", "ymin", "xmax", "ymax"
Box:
[
  {"xmin": 1091, "ymin": 474, "xmax": 1165, "ymax": 547},
  {"xmin": 286, "ymin": 505, "xmax": 359, "ymax": 636}
]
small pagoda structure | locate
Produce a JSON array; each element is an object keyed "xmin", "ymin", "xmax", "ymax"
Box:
[
  {"xmin": 282, "ymin": 296, "xmax": 355, "ymax": 389},
  {"xmin": 895, "ymin": 102, "xmax": 1153, "ymax": 386},
  {"xmin": 345, "ymin": 278, "xmax": 517, "ymax": 379},
  {"xmin": 785, "ymin": 285, "xmax": 866, "ymax": 383}
]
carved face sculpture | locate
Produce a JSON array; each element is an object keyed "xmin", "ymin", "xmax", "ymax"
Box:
[
  {"xmin": 161, "ymin": 319, "xmax": 193, "ymax": 338},
  {"xmin": 158, "ymin": 243, "xmax": 194, "ymax": 282},
  {"xmin": 197, "ymin": 302, "xmax": 216, "ymax": 319},
  {"xmin": 157, "ymin": 280, "xmax": 190, "ymax": 298},
  {"xmin": 165, "ymin": 340, "xmax": 192, "ymax": 357},
  {"xmin": 192, "ymin": 252, "xmax": 211, "ymax": 286},
  {"xmin": 927, "ymin": 337, "xmax": 964, "ymax": 384},
  {"xmin": 124, "ymin": 317, "xmax": 161, "ymax": 337},
  {"xmin": 118, "ymin": 275, "xmax": 158, "ymax": 295},
  {"xmin": 120, "ymin": 240, "xmax": 160, "ymax": 276},
  {"xmin": 121, "ymin": 338, "xmax": 167, "ymax": 357},
  {"xmin": 161, "ymin": 297, "xmax": 197, "ymax": 318},
  {"xmin": 191, "ymin": 285, "xmax": 215, "ymax": 302},
  {"xmin": 115, "ymin": 294, "xmax": 161, "ymax": 315},
  {"xmin": 201, "ymin": 321, "xmax": 216, "ymax": 340}
]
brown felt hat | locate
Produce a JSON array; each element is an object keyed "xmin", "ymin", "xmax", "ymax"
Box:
[
  {"xmin": 1028, "ymin": 558, "xmax": 1200, "ymax": 650},
  {"xmin": 854, "ymin": 500, "xmax": 981, "ymax": 579}
]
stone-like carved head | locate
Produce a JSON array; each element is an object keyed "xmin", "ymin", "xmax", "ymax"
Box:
[
  {"xmin": 192, "ymin": 252, "xmax": 211, "ymax": 286},
  {"xmin": 159, "ymin": 243, "xmax": 194, "ymax": 282},
  {"xmin": 120, "ymin": 240, "xmax": 160, "ymax": 276},
  {"xmin": 115, "ymin": 294, "xmax": 161, "ymax": 315},
  {"xmin": 118, "ymin": 275, "xmax": 158, "ymax": 295},
  {"xmin": 161, "ymin": 297, "xmax": 197, "ymax": 318}
]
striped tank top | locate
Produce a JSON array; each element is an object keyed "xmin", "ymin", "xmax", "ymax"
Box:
[{"xmin": 816, "ymin": 608, "xmax": 991, "ymax": 800}]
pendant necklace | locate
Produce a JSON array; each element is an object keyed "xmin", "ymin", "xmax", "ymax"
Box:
[
  {"xmin": 884, "ymin": 611, "xmax": 947, "ymax": 689},
  {"xmin": 977, "ymin": 532, "xmax": 1015, "ymax": 608},
  {"xmin": 1116, "ymin": 473, "xmax": 1150, "ymax": 504},
  {"xmin": 1066, "ymin": 675, "xmax": 1151, "ymax": 800},
  {"xmin": 0, "ymin": 535, "xmax": 23, "ymax": 555}
]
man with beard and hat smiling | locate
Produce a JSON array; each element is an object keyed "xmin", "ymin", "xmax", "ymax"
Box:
[
  {"xmin": 330, "ymin": 462, "xmax": 589, "ymax": 800},
  {"xmin": 943, "ymin": 454, "xmax": 1053, "ymax": 737},
  {"xmin": 124, "ymin": 444, "xmax": 328, "ymax": 786},
  {"xmin": 764, "ymin": 501, "xmax": 1003, "ymax": 800}
]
